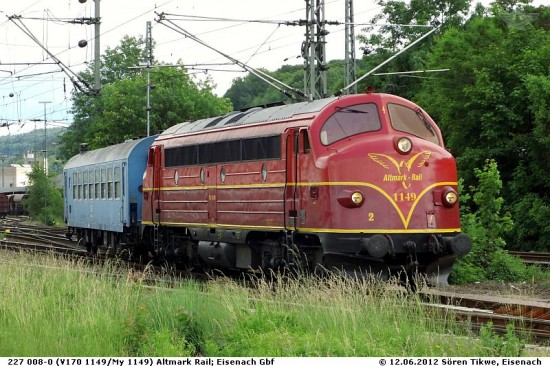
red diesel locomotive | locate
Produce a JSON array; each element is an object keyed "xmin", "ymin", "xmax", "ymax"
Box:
[{"xmin": 140, "ymin": 92, "xmax": 471, "ymax": 285}]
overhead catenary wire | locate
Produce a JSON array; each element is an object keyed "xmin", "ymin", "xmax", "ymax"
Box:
[
  {"xmin": 7, "ymin": 15, "xmax": 96, "ymax": 95},
  {"xmin": 334, "ymin": 26, "xmax": 439, "ymax": 96},
  {"xmin": 156, "ymin": 12, "xmax": 307, "ymax": 101},
  {"xmin": 0, "ymin": 1, "xmax": 185, "ymax": 127},
  {"xmin": 160, "ymin": 13, "xmax": 433, "ymax": 28}
]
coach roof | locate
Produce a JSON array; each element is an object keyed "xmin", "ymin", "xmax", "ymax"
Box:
[{"xmin": 64, "ymin": 136, "xmax": 155, "ymax": 170}]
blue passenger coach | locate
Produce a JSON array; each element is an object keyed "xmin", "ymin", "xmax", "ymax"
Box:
[{"xmin": 64, "ymin": 136, "xmax": 155, "ymax": 253}]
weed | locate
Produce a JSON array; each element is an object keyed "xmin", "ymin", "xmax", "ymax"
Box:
[{"xmin": 479, "ymin": 322, "xmax": 525, "ymax": 356}]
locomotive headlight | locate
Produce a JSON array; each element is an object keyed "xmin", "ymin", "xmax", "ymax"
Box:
[
  {"xmin": 396, "ymin": 137, "xmax": 412, "ymax": 154},
  {"xmin": 338, "ymin": 190, "xmax": 365, "ymax": 208},
  {"xmin": 351, "ymin": 192, "xmax": 363, "ymax": 205},
  {"xmin": 443, "ymin": 189, "xmax": 458, "ymax": 207}
]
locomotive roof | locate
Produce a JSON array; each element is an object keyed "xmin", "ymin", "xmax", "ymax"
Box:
[
  {"xmin": 161, "ymin": 97, "xmax": 339, "ymax": 137},
  {"xmin": 64, "ymin": 136, "xmax": 155, "ymax": 170}
]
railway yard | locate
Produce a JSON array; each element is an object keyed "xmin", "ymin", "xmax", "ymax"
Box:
[{"xmin": 1, "ymin": 217, "xmax": 550, "ymax": 349}]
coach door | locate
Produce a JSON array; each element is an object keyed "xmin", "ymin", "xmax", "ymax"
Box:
[
  {"xmin": 206, "ymin": 165, "xmax": 217, "ymax": 223},
  {"xmin": 285, "ymin": 128, "xmax": 311, "ymax": 230},
  {"xmin": 284, "ymin": 128, "xmax": 300, "ymax": 230},
  {"xmin": 63, "ymin": 172, "xmax": 69, "ymax": 222},
  {"xmin": 151, "ymin": 145, "xmax": 162, "ymax": 225}
]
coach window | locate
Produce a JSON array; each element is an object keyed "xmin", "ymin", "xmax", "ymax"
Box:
[
  {"xmin": 95, "ymin": 170, "xmax": 100, "ymax": 200},
  {"xmin": 388, "ymin": 103, "xmax": 440, "ymax": 145},
  {"xmin": 114, "ymin": 166, "xmax": 121, "ymax": 199},
  {"xmin": 83, "ymin": 171, "xmax": 88, "ymax": 200},
  {"xmin": 89, "ymin": 170, "xmax": 94, "ymax": 199},
  {"xmin": 107, "ymin": 168, "xmax": 111, "ymax": 199},
  {"xmin": 101, "ymin": 168, "xmax": 106, "ymax": 199},
  {"xmin": 107, "ymin": 167, "xmax": 114, "ymax": 199},
  {"xmin": 78, "ymin": 171, "xmax": 83, "ymax": 200},
  {"xmin": 73, "ymin": 172, "xmax": 77, "ymax": 200},
  {"xmin": 320, "ymin": 103, "xmax": 381, "ymax": 146}
]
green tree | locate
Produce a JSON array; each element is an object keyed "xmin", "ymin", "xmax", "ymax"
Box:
[
  {"xmin": 417, "ymin": 4, "xmax": 550, "ymax": 251},
  {"xmin": 224, "ymin": 65, "xmax": 305, "ymax": 110},
  {"xmin": 59, "ymin": 36, "xmax": 232, "ymax": 159},
  {"xmin": 25, "ymin": 165, "xmax": 64, "ymax": 226},
  {"xmin": 356, "ymin": 0, "xmax": 471, "ymax": 99}
]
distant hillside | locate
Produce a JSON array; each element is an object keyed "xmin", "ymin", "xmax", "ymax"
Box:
[{"xmin": 0, "ymin": 127, "xmax": 65, "ymax": 166}]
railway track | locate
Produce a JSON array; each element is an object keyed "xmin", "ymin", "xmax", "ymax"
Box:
[
  {"xmin": 508, "ymin": 250, "xmax": 550, "ymax": 268},
  {"xmin": 422, "ymin": 289, "xmax": 550, "ymax": 344},
  {"xmin": 0, "ymin": 217, "xmax": 207, "ymax": 286}
]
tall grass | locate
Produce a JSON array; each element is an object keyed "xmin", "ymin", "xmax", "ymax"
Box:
[
  {"xmin": 0, "ymin": 252, "xmax": 140, "ymax": 355},
  {"xmin": 0, "ymin": 252, "xmax": 528, "ymax": 356}
]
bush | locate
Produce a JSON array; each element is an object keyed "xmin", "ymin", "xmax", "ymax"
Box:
[
  {"xmin": 25, "ymin": 164, "xmax": 63, "ymax": 226},
  {"xmin": 451, "ymin": 160, "xmax": 535, "ymax": 284},
  {"xmin": 486, "ymin": 250, "xmax": 530, "ymax": 282},
  {"xmin": 122, "ymin": 305, "xmax": 202, "ymax": 356}
]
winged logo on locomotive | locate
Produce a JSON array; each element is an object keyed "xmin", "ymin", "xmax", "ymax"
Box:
[{"xmin": 368, "ymin": 151, "xmax": 431, "ymax": 189}]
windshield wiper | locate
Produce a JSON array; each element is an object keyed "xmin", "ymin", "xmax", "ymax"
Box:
[
  {"xmin": 415, "ymin": 108, "xmax": 435, "ymax": 136},
  {"xmin": 335, "ymin": 106, "xmax": 369, "ymax": 114}
]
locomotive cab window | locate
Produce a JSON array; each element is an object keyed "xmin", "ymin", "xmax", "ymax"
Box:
[
  {"xmin": 388, "ymin": 103, "xmax": 440, "ymax": 145},
  {"xmin": 320, "ymin": 103, "xmax": 381, "ymax": 145}
]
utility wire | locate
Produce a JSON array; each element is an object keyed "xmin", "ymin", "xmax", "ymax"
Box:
[
  {"xmin": 7, "ymin": 15, "xmax": 96, "ymax": 95},
  {"xmin": 156, "ymin": 12, "xmax": 307, "ymax": 101}
]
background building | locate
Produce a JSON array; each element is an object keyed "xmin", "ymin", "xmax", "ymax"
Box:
[{"xmin": 1, "ymin": 164, "xmax": 32, "ymax": 189}]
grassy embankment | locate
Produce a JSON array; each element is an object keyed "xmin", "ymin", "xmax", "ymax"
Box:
[{"xmin": 0, "ymin": 252, "xmax": 540, "ymax": 356}]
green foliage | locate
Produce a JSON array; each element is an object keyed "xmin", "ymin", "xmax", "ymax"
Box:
[
  {"xmin": 122, "ymin": 305, "xmax": 200, "ymax": 356},
  {"xmin": 479, "ymin": 323, "xmax": 524, "ymax": 357},
  {"xmin": 25, "ymin": 164, "xmax": 63, "ymax": 225},
  {"xmin": 416, "ymin": 5, "xmax": 550, "ymax": 251},
  {"xmin": 451, "ymin": 160, "xmax": 532, "ymax": 284},
  {"xmin": 485, "ymin": 250, "xmax": 531, "ymax": 282}
]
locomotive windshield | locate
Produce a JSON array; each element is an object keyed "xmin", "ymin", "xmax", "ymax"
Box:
[
  {"xmin": 388, "ymin": 103, "xmax": 440, "ymax": 145},
  {"xmin": 320, "ymin": 103, "xmax": 381, "ymax": 145}
]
